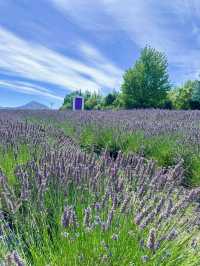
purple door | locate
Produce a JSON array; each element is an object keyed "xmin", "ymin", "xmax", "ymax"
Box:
[{"xmin": 75, "ymin": 97, "xmax": 83, "ymax": 110}]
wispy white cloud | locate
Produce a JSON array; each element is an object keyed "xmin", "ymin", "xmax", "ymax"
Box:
[
  {"xmin": 78, "ymin": 42, "xmax": 122, "ymax": 82},
  {"xmin": 100, "ymin": 1, "xmax": 196, "ymax": 82},
  {"xmin": 101, "ymin": 1, "xmax": 187, "ymax": 54},
  {"xmin": 0, "ymin": 80, "xmax": 63, "ymax": 101},
  {"xmin": 50, "ymin": 0, "xmax": 200, "ymax": 83},
  {"xmin": 50, "ymin": 0, "xmax": 179, "ymax": 52},
  {"xmin": 0, "ymin": 26, "xmax": 123, "ymax": 96},
  {"xmin": 1, "ymin": 0, "xmax": 200, "ymax": 104},
  {"xmin": 104, "ymin": 0, "xmax": 200, "ymax": 83},
  {"xmin": 49, "ymin": 0, "xmax": 116, "ymax": 32}
]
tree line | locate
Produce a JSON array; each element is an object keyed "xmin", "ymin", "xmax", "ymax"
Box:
[{"xmin": 61, "ymin": 46, "xmax": 200, "ymax": 110}]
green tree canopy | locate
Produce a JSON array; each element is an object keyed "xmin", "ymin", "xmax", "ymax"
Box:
[
  {"xmin": 121, "ymin": 46, "xmax": 171, "ymax": 108},
  {"xmin": 191, "ymin": 80, "xmax": 200, "ymax": 109},
  {"xmin": 61, "ymin": 91, "xmax": 80, "ymax": 110},
  {"xmin": 103, "ymin": 90, "xmax": 118, "ymax": 107},
  {"xmin": 84, "ymin": 92, "xmax": 103, "ymax": 110},
  {"xmin": 61, "ymin": 90, "xmax": 103, "ymax": 110},
  {"xmin": 168, "ymin": 80, "xmax": 200, "ymax": 110},
  {"xmin": 174, "ymin": 80, "xmax": 193, "ymax": 109}
]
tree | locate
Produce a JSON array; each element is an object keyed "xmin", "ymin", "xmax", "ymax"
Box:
[
  {"xmin": 190, "ymin": 80, "xmax": 200, "ymax": 109},
  {"xmin": 84, "ymin": 92, "xmax": 103, "ymax": 110},
  {"xmin": 175, "ymin": 80, "xmax": 193, "ymax": 109},
  {"xmin": 121, "ymin": 46, "xmax": 171, "ymax": 108},
  {"xmin": 168, "ymin": 80, "xmax": 198, "ymax": 110},
  {"xmin": 167, "ymin": 89, "xmax": 179, "ymax": 109},
  {"xmin": 61, "ymin": 90, "xmax": 102, "ymax": 110},
  {"xmin": 104, "ymin": 93, "xmax": 116, "ymax": 106},
  {"xmin": 61, "ymin": 91, "xmax": 80, "ymax": 110},
  {"xmin": 104, "ymin": 90, "xmax": 118, "ymax": 107}
]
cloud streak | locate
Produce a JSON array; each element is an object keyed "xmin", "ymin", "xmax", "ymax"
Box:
[
  {"xmin": 0, "ymin": 26, "xmax": 123, "ymax": 97},
  {"xmin": 101, "ymin": 0, "xmax": 200, "ymax": 82},
  {"xmin": 50, "ymin": 0, "xmax": 200, "ymax": 83},
  {"xmin": 1, "ymin": 0, "xmax": 200, "ymax": 108},
  {"xmin": 0, "ymin": 80, "xmax": 63, "ymax": 101}
]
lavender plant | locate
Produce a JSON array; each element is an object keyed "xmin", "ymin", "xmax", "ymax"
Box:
[{"xmin": 0, "ymin": 110, "xmax": 200, "ymax": 265}]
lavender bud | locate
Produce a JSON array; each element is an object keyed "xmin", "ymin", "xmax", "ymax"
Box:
[
  {"xmin": 106, "ymin": 208, "xmax": 114, "ymax": 229},
  {"xmin": 61, "ymin": 206, "xmax": 70, "ymax": 228},
  {"xmin": 7, "ymin": 251, "xmax": 25, "ymax": 266},
  {"xmin": 141, "ymin": 255, "xmax": 149, "ymax": 263},
  {"xmin": 166, "ymin": 229, "xmax": 178, "ymax": 241},
  {"xmin": 94, "ymin": 215, "xmax": 101, "ymax": 226},
  {"xmin": 120, "ymin": 196, "xmax": 131, "ymax": 213},
  {"xmin": 83, "ymin": 207, "xmax": 91, "ymax": 228},
  {"xmin": 155, "ymin": 198, "xmax": 165, "ymax": 215},
  {"xmin": 147, "ymin": 228, "xmax": 156, "ymax": 252},
  {"xmin": 191, "ymin": 239, "xmax": 198, "ymax": 249},
  {"xmin": 101, "ymin": 222, "xmax": 107, "ymax": 231},
  {"xmin": 140, "ymin": 211, "xmax": 156, "ymax": 229},
  {"xmin": 94, "ymin": 202, "xmax": 101, "ymax": 212},
  {"xmin": 111, "ymin": 234, "xmax": 119, "ymax": 241},
  {"xmin": 70, "ymin": 209, "xmax": 78, "ymax": 228}
]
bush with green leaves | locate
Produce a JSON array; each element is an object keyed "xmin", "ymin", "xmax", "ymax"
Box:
[{"xmin": 121, "ymin": 46, "xmax": 171, "ymax": 109}]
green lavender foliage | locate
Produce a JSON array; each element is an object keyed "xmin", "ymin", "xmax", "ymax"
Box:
[
  {"xmin": 1, "ymin": 111, "xmax": 200, "ymax": 265},
  {"xmin": 0, "ymin": 145, "xmax": 31, "ymax": 185},
  {"xmin": 1, "ymin": 172, "xmax": 199, "ymax": 266},
  {"xmin": 24, "ymin": 115, "xmax": 200, "ymax": 186}
]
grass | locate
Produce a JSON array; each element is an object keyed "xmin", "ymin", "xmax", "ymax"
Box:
[
  {"xmin": 79, "ymin": 126, "xmax": 200, "ymax": 186},
  {"xmin": 25, "ymin": 115, "xmax": 200, "ymax": 186},
  {"xmin": 0, "ymin": 145, "xmax": 31, "ymax": 185},
  {"xmin": 26, "ymin": 116, "xmax": 76, "ymax": 138},
  {"xmin": 1, "ymin": 181, "xmax": 197, "ymax": 266},
  {"xmin": 122, "ymin": 132, "xmax": 179, "ymax": 167},
  {"xmin": 179, "ymin": 151, "xmax": 200, "ymax": 187},
  {"xmin": 1, "ymin": 117, "xmax": 200, "ymax": 265},
  {"xmin": 79, "ymin": 125, "xmax": 178, "ymax": 163}
]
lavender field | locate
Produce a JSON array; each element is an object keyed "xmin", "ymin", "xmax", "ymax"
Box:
[{"xmin": 1, "ymin": 109, "xmax": 200, "ymax": 265}]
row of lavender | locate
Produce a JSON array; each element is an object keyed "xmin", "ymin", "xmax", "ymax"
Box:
[
  {"xmin": 0, "ymin": 110, "xmax": 200, "ymax": 265},
  {"xmin": 12, "ymin": 109, "xmax": 200, "ymax": 147}
]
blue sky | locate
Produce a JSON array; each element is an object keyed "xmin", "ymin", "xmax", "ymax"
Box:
[{"xmin": 0, "ymin": 0, "xmax": 200, "ymax": 108}]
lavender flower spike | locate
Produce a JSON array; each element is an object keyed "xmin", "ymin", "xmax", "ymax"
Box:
[{"xmin": 147, "ymin": 228, "xmax": 156, "ymax": 252}]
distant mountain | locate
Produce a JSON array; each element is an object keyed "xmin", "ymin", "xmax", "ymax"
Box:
[
  {"xmin": 0, "ymin": 101, "xmax": 49, "ymax": 110},
  {"xmin": 16, "ymin": 101, "xmax": 49, "ymax": 110}
]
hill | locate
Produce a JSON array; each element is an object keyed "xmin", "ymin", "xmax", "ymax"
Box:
[
  {"xmin": 0, "ymin": 101, "xmax": 49, "ymax": 110},
  {"xmin": 16, "ymin": 101, "xmax": 49, "ymax": 110}
]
